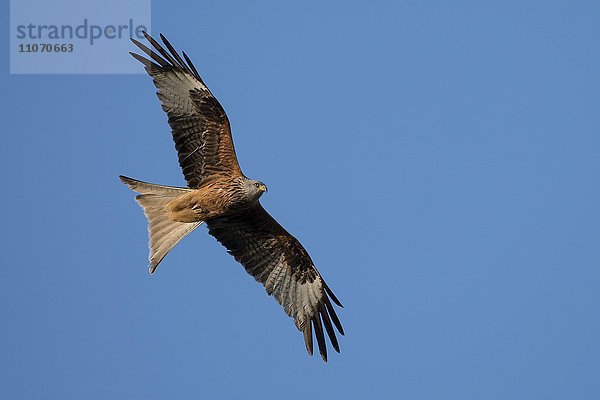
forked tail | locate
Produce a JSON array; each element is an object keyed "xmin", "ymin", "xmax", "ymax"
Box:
[{"xmin": 119, "ymin": 175, "xmax": 202, "ymax": 274}]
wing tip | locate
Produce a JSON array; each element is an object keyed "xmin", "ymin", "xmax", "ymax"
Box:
[
  {"xmin": 141, "ymin": 30, "xmax": 152, "ymax": 41},
  {"xmin": 320, "ymin": 303, "xmax": 341, "ymax": 353},
  {"xmin": 324, "ymin": 297, "xmax": 345, "ymax": 338},
  {"xmin": 303, "ymin": 319, "xmax": 313, "ymax": 356},
  {"xmin": 324, "ymin": 282, "xmax": 343, "ymax": 308},
  {"xmin": 312, "ymin": 314, "xmax": 328, "ymax": 362},
  {"xmin": 295, "ymin": 280, "xmax": 345, "ymax": 361}
]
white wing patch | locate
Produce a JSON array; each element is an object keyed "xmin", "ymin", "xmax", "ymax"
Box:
[{"xmin": 154, "ymin": 70, "xmax": 207, "ymax": 117}]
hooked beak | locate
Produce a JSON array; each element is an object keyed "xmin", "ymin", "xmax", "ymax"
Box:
[{"xmin": 259, "ymin": 184, "xmax": 268, "ymax": 193}]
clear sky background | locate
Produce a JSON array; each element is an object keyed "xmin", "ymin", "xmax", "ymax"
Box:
[{"xmin": 2, "ymin": 1, "xmax": 599, "ymax": 399}]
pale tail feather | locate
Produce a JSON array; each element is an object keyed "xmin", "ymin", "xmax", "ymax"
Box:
[{"xmin": 119, "ymin": 175, "xmax": 202, "ymax": 274}]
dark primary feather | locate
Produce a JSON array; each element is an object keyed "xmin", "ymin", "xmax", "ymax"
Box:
[
  {"xmin": 207, "ymin": 203, "xmax": 344, "ymax": 361},
  {"xmin": 130, "ymin": 32, "xmax": 242, "ymax": 188}
]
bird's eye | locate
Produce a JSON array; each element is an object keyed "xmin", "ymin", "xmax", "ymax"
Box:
[{"xmin": 254, "ymin": 182, "xmax": 260, "ymax": 188}]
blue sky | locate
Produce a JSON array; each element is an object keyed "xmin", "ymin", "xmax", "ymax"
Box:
[{"xmin": 2, "ymin": 1, "xmax": 599, "ymax": 399}]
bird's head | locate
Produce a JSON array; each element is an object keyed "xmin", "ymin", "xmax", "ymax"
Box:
[{"xmin": 244, "ymin": 179, "xmax": 268, "ymax": 200}]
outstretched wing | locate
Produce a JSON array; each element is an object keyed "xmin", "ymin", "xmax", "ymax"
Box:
[
  {"xmin": 130, "ymin": 32, "xmax": 242, "ymax": 188},
  {"xmin": 206, "ymin": 204, "xmax": 344, "ymax": 361}
]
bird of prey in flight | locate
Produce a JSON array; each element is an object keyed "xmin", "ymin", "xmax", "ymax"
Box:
[{"xmin": 120, "ymin": 32, "xmax": 344, "ymax": 361}]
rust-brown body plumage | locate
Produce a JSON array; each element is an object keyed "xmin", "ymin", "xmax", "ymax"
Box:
[
  {"xmin": 120, "ymin": 32, "xmax": 344, "ymax": 361},
  {"xmin": 164, "ymin": 177, "xmax": 248, "ymax": 223}
]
